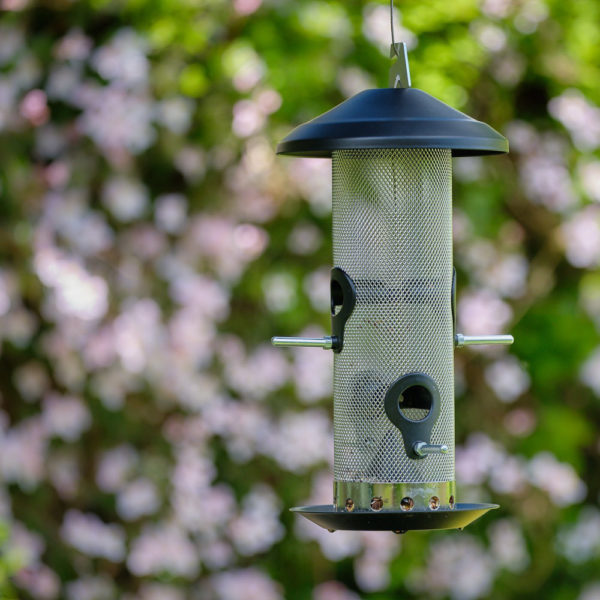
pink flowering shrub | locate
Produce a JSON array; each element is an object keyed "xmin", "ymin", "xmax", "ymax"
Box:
[{"xmin": 0, "ymin": 1, "xmax": 598, "ymax": 599}]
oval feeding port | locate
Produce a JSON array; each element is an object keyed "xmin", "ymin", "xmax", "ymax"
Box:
[
  {"xmin": 331, "ymin": 279, "xmax": 343, "ymax": 316},
  {"xmin": 398, "ymin": 385, "xmax": 433, "ymax": 422}
]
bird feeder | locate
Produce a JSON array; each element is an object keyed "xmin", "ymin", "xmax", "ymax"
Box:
[{"xmin": 271, "ymin": 44, "xmax": 513, "ymax": 533}]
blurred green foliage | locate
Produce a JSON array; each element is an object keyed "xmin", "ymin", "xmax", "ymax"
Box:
[{"xmin": 0, "ymin": 0, "xmax": 599, "ymax": 599}]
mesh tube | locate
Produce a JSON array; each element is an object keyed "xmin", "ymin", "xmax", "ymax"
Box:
[{"xmin": 332, "ymin": 148, "xmax": 454, "ymax": 484}]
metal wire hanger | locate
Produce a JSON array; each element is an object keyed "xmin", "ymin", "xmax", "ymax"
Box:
[{"xmin": 389, "ymin": 0, "xmax": 411, "ymax": 88}]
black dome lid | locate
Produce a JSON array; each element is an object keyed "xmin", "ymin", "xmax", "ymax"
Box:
[{"xmin": 277, "ymin": 87, "xmax": 508, "ymax": 158}]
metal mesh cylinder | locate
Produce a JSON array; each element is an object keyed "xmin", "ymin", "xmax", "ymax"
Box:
[{"xmin": 332, "ymin": 148, "xmax": 454, "ymax": 509}]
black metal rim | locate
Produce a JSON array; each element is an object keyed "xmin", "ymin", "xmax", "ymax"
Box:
[{"xmin": 290, "ymin": 503, "xmax": 499, "ymax": 532}]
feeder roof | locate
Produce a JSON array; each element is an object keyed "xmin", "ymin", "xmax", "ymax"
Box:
[{"xmin": 277, "ymin": 88, "xmax": 508, "ymax": 158}]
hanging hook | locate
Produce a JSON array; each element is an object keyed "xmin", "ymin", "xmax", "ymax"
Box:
[{"xmin": 388, "ymin": 0, "xmax": 411, "ymax": 88}]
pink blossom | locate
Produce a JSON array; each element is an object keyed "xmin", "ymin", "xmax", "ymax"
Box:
[
  {"xmin": 102, "ymin": 176, "xmax": 149, "ymax": 222},
  {"xmin": 485, "ymin": 356, "xmax": 530, "ymax": 402},
  {"xmin": 255, "ymin": 89, "xmax": 281, "ymax": 114},
  {"xmin": 456, "ymin": 433, "xmax": 506, "ymax": 486},
  {"xmin": 76, "ymin": 84, "xmax": 156, "ymax": 155},
  {"xmin": 174, "ymin": 146, "xmax": 206, "ymax": 182},
  {"xmin": 65, "ymin": 575, "xmax": 115, "ymax": 600},
  {"xmin": 337, "ymin": 67, "xmax": 374, "ymax": 98},
  {"xmin": 48, "ymin": 451, "xmax": 80, "ymax": 499},
  {"xmin": 503, "ymin": 408, "xmax": 537, "ymax": 437},
  {"xmin": 15, "ymin": 565, "xmax": 60, "ymax": 600},
  {"xmin": 303, "ymin": 268, "xmax": 331, "ymax": 312},
  {"xmin": 210, "ymin": 568, "xmax": 283, "ymax": 600},
  {"xmin": 176, "ymin": 481, "xmax": 236, "ymax": 534},
  {"xmin": 90, "ymin": 366, "xmax": 138, "ymax": 410},
  {"xmin": 61, "ymin": 510, "xmax": 126, "ymax": 561},
  {"xmin": 557, "ymin": 507, "xmax": 600, "ymax": 563},
  {"xmin": 579, "ymin": 161, "xmax": 600, "ymax": 202},
  {"xmin": 287, "ymin": 158, "xmax": 331, "ymax": 216},
  {"xmin": 155, "ymin": 194, "xmax": 188, "ymax": 233},
  {"xmin": 562, "ymin": 207, "xmax": 600, "ymax": 268},
  {"xmin": 528, "ymin": 452, "xmax": 586, "ymax": 506},
  {"xmin": 354, "ymin": 532, "xmax": 400, "ymax": 592},
  {"xmin": 313, "ymin": 581, "xmax": 361, "ymax": 600},
  {"xmin": 287, "ymin": 222, "xmax": 323, "ymax": 255},
  {"xmin": 489, "ymin": 455, "xmax": 527, "ymax": 494},
  {"xmin": 42, "ymin": 393, "xmax": 91, "ymax": 441},
  {"xmin": 198, "ymin": 539, "xmax": 234, "ymax": 570},
  {"xmin": 488, "ymin": 519, "xmax": 529, "ymax": 572},
  {"xmin": 579, "ymin": 582, "xmax": 600, "ymax": 600},
  {"xmin": 262, "ymin": 272, "xmax": 296, "ymax": 312},
  {"xmin": 581, "ymin": 347, "xmax": 600, "ymax": 395},
  {"xmin": 222, "ymin": 340, "xmax": 289, "ymax": 400},
  {"xmin": 407, "ymin": 535, "xmax": 495, "ymax": 600},
  {"xmin": 157, "ymin": 97, "xmax": 194, "ymax": 134},
  {"xmin": 232, "ymin": 100, "xmax": 265, "ymax": 137},
  {"xmin": 169, "ymin": 273, "xmax": 229, "ymax": 321},
  {"xmin": 116, "ymin": 478, "xmax": 160, "ymax": 520},
  {"xmin": 10, "ymin": 521, "xmax": 45, "ymax": 566},
  {"xmin": 458, "ymin": 289, "xmax": 513, "ymax": 337},
  {"xmin": 549, "ymin": 90, "xmax": 600, "ymax": 151},
  {"xmin": 34, "ymin": 247, "xmax": 108, "ymax": 321},
  {"xmin": 95, "ymin": 444, "xmax": 139, "ymax": 493},
  {"xmin": 127, "ymin": 523, "xmax": 199, "ymax": 577},
  {"xmin": 13, "ymin": 361, "xmax": 50, "ymax": 402},
  {"xmin": 482, "ymin": 0, "xmax": 514, "ymax": 18},
  {"xmin": 224, "ymin": 45, "xmax": 265, "ymax": 92},
  {"xmin": 472, "ymin": 22, "xmax": 507, "ymax": 52},
  {"xmin": 520, "ymin": 152, "xmax": 575, "ymax": 212},
  {"xmin": 136, "ymin": 583, "xmax": 186, "ymax": 600},
  {"xmin": 234, "ymin": 0, "xmax": 262, "ymax": 16},
  {"xmin": 292, "ymin": 331, "xmax": 333, "ymax": 403},
  {"xmin": 55, "ymin": 29, "xmax": 92, "ymax": 61},
  {"xmin": 228, "ymin": 485, "xmax": 284, "ymax": 555},
  {"xmin": 91, "ymin": 29, "xmax": 148, "ymax": 88},
  {"xmin": 262, "ymin": 410, "xmax": 333, "ymax": 472},
  {"xmin": 20, "ymin": 89, "xmax": 49, "ymax": 126},
  {"xmin": 0, "ymin": 417, "xmax": 47, "ymax": 490},
  {"xmin": 113, "ymin": 299, "xmax": 164, "ymax": 373}
]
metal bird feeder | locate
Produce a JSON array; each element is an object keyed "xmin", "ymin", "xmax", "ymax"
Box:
[{"xmin": 271, "ymin": 39, "xmax": 512, "ymax": 532}]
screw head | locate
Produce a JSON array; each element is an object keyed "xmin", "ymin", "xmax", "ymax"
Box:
[{"xmin": 370, "ymin": 496, "xmax": 384, "ymax": 511}]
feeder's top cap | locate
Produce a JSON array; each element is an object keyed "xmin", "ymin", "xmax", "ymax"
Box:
[{"xmin": 277, "ymin": 88, "xmax": 508, "ymax": 158}]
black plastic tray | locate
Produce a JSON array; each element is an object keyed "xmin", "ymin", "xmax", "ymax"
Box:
[{"xmin": 291, "ymin": 503, "xmax": 499, "ymax": 532}]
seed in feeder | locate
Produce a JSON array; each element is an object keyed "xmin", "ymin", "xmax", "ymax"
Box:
[
  {"xmin": 370, "ymin": 496, "xmax": 384, "ymax": 511},
  {"xmin": 400, "ymin": 497, "xmax": 414, "ymax": 511}
]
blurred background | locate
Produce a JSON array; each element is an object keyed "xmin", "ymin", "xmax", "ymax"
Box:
[{"xmin": 0, "ymin": 0, "xmax": 599, "ymax": 598}]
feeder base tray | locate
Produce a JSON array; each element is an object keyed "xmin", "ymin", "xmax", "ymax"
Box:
[{"xmin": 291, "ymin": 503, "xmax": 499, "ymax": 532}]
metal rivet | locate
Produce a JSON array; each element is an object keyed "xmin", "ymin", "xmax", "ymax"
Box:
[
  {"xmin": 345, "ymin": 498, "xmax": 355, "ymax": 512},
  {"xmin": 429, "ymin": 496, "xmax": 440, "ymax": 510},
  {"xmin": 400, "ymin": 496, "xmax": 414, "ymax": 511},
  {"xmin": 449, "ymin": 495, "xmax": 455, "ymax": 509},
  {"xmin": 370, "ymin": 496, "xmax": 384, "ymax": 511}
]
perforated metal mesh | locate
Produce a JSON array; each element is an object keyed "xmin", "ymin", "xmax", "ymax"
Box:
[{"xmin": 332, "ymin": 148, "xmax": 454, "ymax": 483}]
